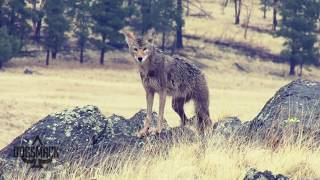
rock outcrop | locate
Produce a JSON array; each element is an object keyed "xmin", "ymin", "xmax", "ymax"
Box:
[
  {"xmin": 212, "ymin": 79, "xmax": 320, "ymax": 146},
  {"xmin": 241, "ymin": 79, "xmax": 320, "ymax": 145},
  {"xmin": 0, "ymin": 105, "xmax": 195, "ymax": 179},
  {"xmin": 243, "ymin": 168, "xmax": 289, "ymax": 180}
]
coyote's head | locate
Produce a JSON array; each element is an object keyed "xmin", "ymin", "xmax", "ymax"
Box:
[{"xmin": 120, "ymin": 28, "xmax": 156, "ymax": 64}]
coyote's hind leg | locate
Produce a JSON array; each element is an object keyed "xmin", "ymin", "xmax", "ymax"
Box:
[{"xmin": 172, "ymin": 97, "xmax": 188, "ymax": 126}]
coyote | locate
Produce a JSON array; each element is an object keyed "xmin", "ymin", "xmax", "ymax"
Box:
[{"xmin": 121, "ymin": 28, "xmax": 212, "ymax": 137}]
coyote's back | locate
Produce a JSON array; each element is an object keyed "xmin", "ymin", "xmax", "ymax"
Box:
[{"xmin": 163, "ymin": 55, "xmax": 212, "ymax": 132}]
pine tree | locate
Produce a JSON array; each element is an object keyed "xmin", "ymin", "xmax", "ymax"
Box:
[
  {"xmin": 137, "ymin": 0, "xmax": 152, "ymax": 33},
  {"xmin": 277, "ymin": 0, "xmax": 320, "ymax": 76},
  {"xmin": 0, "ymin": 0, "xmax": 4, "ymax": 28},
  {"xmin": 28, "ymin": 0, "xmax": 45, "ymax": 42},
  {"xmin": 73, "ymin": 0, "xmax": 91, "ymax": 63},
  {"xmin": 43, "ymin": 0, "xmax": 69, "ymax": 65},
  {"xmin": 135, "ymin": 0, "xmax": 175, "ymax": 50},
  {"xmin": 91, "ymin": 0, "xmax": 128, "ymax": 65},
  {"xmin": 157, "ymin": 0, "xmax": 175, "ymax": 50},
  {"xmin": 0, "ymin": 0, "xmax": 31, "ymax": 47},
  {"xmin": 126, "ymin": 0, "xmax": 180, "ymax": 50},
  {"xmin": 7, "ymin": 0, "xmax": 31, "ymax": 40},
  {"xmin": 0, "ymin": 27, "xmax": 21, "ymax": 69}
]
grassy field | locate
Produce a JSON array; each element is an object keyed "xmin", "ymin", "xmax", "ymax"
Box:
[{"xmin": 1, "ymin": 1, "xmax": 320, "ymax": 179}]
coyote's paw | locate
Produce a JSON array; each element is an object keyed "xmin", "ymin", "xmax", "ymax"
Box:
[
  {"xmin": 136, "ymin": 126, "xmax": 150, "ymax": 138},
  {"xmin": 149, "ymin": 127, "xmax": 162, "ymax": 135}
]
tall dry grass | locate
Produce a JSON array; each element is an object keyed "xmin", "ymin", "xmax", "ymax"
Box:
[{"xmin": 10, "ymin": 136, "xmax": 320, "ymax": 179}]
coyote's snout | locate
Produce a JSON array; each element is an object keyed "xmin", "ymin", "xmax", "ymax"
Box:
[{"xmin": 121, "ymin": 28, "xmax": 212, "ymax": 137}]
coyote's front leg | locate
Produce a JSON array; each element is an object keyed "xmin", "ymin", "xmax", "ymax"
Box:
[
  {"xmin": 150, "ymin": 90, "xmax": 166, "ymax": 134},
  {"xmin": 137, "ymin": 90, "xmax": 154, "ymax": 137}
]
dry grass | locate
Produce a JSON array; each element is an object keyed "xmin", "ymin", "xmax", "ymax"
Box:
[
  {"xmin": 11, "ymin": 140, "xmax": 320, "ymax": 179},
  {"xmin": 1, "ymin": 1, "xmax": 320, "ymax": 179},
  {"xmin": 95, "ymin": 143, "xmax": 320, "ymax": 180}
]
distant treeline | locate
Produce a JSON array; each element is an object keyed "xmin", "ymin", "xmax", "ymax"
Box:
[
  {"xmin": 0, "ymin": 0, "xmax": 319, "ymax": 76},
  {"xmin": 0, "ymin": 0, "xmax": 184, "ymax": 67}
]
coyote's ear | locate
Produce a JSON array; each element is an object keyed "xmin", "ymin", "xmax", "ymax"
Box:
[
  {"xmin": 144, "ymin": 28, "xmax": 156, "ymax": 45},
  {"xmin": 120, "ymin": 28, "xmax": 136, "ymax": 45}
]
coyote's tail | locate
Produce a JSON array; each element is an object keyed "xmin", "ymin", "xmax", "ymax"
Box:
[{"xmin": 194, "ymin": 78, "xmax": 212, "ymax": 134}]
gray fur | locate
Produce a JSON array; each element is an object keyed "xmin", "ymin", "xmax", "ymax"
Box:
[{"xmin": 121, "ymin": 29, "xmax": 212, "ymax": 135}]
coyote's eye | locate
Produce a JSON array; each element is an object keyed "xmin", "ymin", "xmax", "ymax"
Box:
[
  {"xmin": 133, "ymin": 48, "xmax": 138, "ymax": 51},
  {"xmin": 143, "ymin": 47, "xmax": 147, "ymax": 51}
]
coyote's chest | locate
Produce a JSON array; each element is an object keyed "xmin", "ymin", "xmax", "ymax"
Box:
[
  {"xmin": 139, "ymin": 69, "xmax": 180, "ymax": 96},
  {"xmin": 140, "ymin": 69, "xmax": 163, "ymax": 92}
]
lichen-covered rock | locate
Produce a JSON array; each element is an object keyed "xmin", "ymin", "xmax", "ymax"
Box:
[
  {"xmin": 0, "ymin": 105, "xmax": 185, "ymax": 179},
  {"xmin": 93, "ymin": 126, "xmax": 196, "ymax": 158},
  {"xmin": 105, "ymin": 110, "xmax": 168, "ymax": 137},
  {"xmin": 240, "ymin": 79, "xmax": 320, "ymax": 145},
  {"xmin": 1, "ymin": 106, "xmax": 111, "ymax": 162},
  {"xmin": 212, "ymin": 117, "xmax": 242, "ymax": 139},
  {"xmin": 243, "ymin": 168, "xmax": 289, "ymax": 180}
]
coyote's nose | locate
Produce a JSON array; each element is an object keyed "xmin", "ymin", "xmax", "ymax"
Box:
[{"xmin": 137, "ymin": 57, "xmax": 143, "ymax": 62}]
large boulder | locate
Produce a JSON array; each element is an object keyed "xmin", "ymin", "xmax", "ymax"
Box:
[
  {"xmin": 240, "ymin": 79, "xmax": 320, "ymax": 145},
  {"xmin": 0, "ymin": 105, "xmax": 195, "ymax": 179}
]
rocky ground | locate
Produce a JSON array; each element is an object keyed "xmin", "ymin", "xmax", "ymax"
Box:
[{"xmin": 1, "ymin": 79, "xmax": 319, "ymax": 180}]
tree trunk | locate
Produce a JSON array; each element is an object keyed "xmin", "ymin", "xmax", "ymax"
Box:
[
  {"xmin": 186, "ymin": 0, "xmax": 190, "ymax": 16},
  {"xmin": 298, "ymin": 63, "xmax": 303, "ymax": 77},
  {"xmin": 46, "ymin": 50, "xmax": 50, "ymax": 66},
  {"xmin": 171, "ymin": 39, "xmax": 176, "ymax": 55},
  {"xmin": 34, "ymin": 19, "xmax": 42, "ymax": 42},
  {"xmin": 244, "ymin": 1, "xmax": 253, "ymax": 39},
  {"xmin": 0, "ymin": 61, "xmax": 2, "ymax": 69},
  {"xmin": 176, "ymin": 0, "xmax": 183, "ymax": 49},
  {"xmin": 234, "ymin": 0, "xmax": 238, "ymax": 24},
  {"xmin": 176, "ymin": 27, "xmax": 183, "ymax": 49},
  {"xmin": 51, "ymin": 51, "xmax": 57, "ymax": 59},
  {"xmin": 161, "ymin": 32, "xmax": 166, "ymax": 51},
  {"xmin": 8, "ymin": 8, "xmax": 15, "ymax": 35},
  {"xmin": 244, "ymin": 15, "xmax": 250, "ymax": 39},
  {"xmin": 100, "ymin": 48, "xmax": 105, "ymax": 65},
  {"xmin": 289, "ymin": 57, "xmax": 296, "ymax": 76},
  {"xmin": 100, "ymin": 36, "xmax": 106, "ymax": 65},
  {"xmin": 263, "ymin": 4, "xmax": 267, "ymax": 18},
  {"xmin": 234, "ymin": 0, "xmax": 241, "ymax": 24},
  {"xmin": 31, "ymin": 1, "xmax": 37, "ymax": 35},
  {"xmin": 272, "ymin": 0, "xmax": 278, "ymax": 31},
  {"xmin": 80, "ymin": 45, "xmax": 84, "ymax": 64},
  {"xmin": 224, "ymin": 0, "xmax": 229, "ymax": 6}
]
